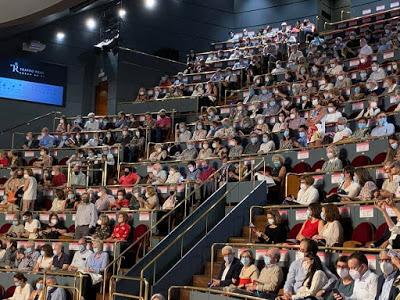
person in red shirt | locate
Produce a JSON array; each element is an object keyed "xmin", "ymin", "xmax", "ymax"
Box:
[
  {"xmin": 111, "ymin": 189, "xmax": 130, "ymax": 210},
  {"xmin": 108, "ymin": 212, "xmax": 131, "ymax": 241},
  {"xmin": 154, "ymin": 109, "xmax": 172, "ymax": 142},
  {"xmin": 51, "ymin": 166, "xmax": 67, "ymax": 187},
  {"xmin": 118, "ymin": 167, "xmax": 140, "ymax": 186},
  {"xmin": 197, "ymin": 160, "xmax": 215, "ymax": 182},
  {"xmin": 0, "ymin": 151, "xmax": 9, "ymax": 167}
]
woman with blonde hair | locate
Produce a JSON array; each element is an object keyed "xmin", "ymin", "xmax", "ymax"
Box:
[{"xmin": 138, "ymin": 186, "xmax": 159, "ymax": 210}]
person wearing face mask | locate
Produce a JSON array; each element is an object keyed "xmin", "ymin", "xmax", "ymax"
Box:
[
  {"xmin": 344, "ymin": 31, "xmax": 360, "ymax": 59},
  {"xmin": 197, "ymin": 141, "xmax": 213, "ymax": 159},
  {"xmin": 128, "ymin": 129, "xmax": 145, "ymax": 162},
  {"xmin": 192, "ymin": 121, "xmax": 207, "ymax": 141},
  {"xmin": 225, "ymin": 250, "xmax": 259, "ymax": 292},
  {"xmin": 22, "ymin": 131, "xmax": 39, "ymax": 150},
  {"xmin": 68, "ymin": 238, "xmax": 93, "ymax": 272},
  {"xmin": 366, "ymin": 79, "xmax": 384, "ymax": 96},
  {"xmin": 177, "ymin": 141, "xmax": 198, "ymax": 161},
  {"xmin": 292, "ymin": 175, "xmax": 319, "ymax": 206},
  {"xmin": 0, "ymin": 239, "xmax": 17, "ymax": 268},
  {"xmin": 82, "ymin": 239, "xmax": 109, "ymax": 300},
  {"xmin": 206, "ymin": 107, "xmax": 220, "ymax": 122},
  {"xmin": 374, "ymin": 250, "xmax": 400, "ymax": 300},
  {"xmin": 359, "ymin": 38, "xmax": 373, "ymax": 58},
  {"xmin": 39, "ymin": 212, "xmax": 67, "ymax": 241},
  {"xmin": 263, "ymin": 98, "xmax": 281, "ymax": 117},
  {"xmin": 371, "ymin": 112, "xmax": 395, "ymax": 137},
  {"xmin": 7, "ymin": 272, "xmax": 32, "ymax": 300},
  {"xmin": 252, "ymin": 209, "xmax": 288, "ymax": 244},
  {"xmin": 137, "ymin": 186, "xmax": 159, "ymax": 210},
  {"xmin": 33, "ymin": 244, "xmax": 54, "ymax": 272},
  {"xmin": 210, "ymin": 246, "xmax": 243, "ymax": 288},
  {"xmin": 243, "ymin": 248, "xmax": 283, "ymax": 298},
  {"xmin": 243, "ymin": 133, "xmax": 260, "ymax": 154},
  {"xmin": 154, "ymin": 109, "xmax": 172, "ymax": 143},
  {"xmin": 45, "ymin": 276, "xmax": 67, "ymax": 300},
  {"xmin": 253, "ymin": 115, "xmax": 270, "ymax": 135},
  {"xmin": 38, "ymin": 127, "xmax": 55, "ymax": 149},
  {"xmin": 321, "ymin": 145, "xmax": 343, "ymax": 172},
  {"xmin": 95, "ymin": 187, "xmax": 113, "ymax": 211},
  {"xmin": 333, "ymin": 117, "xmax": 352, "ymax": 143},
  {"xmin": 108, "ymin": 212, "xmax": 131, "ymax": 241},
  {"xmin": 368, "ymin": 63, "xmax": 386, "ymax": 82},
  {"xmin": 352, "ymin": 117, "xmax": 370, "ymax": 140},
  {"xmin": 150, "ymin": 163, "xmax": 167, "ymax": 185},
  {"xmin": 49, "ymin": 189, "xmax": 67, "ymax": 213},
  {"xmin": 333, "ymin": 252, "xmax": 377, "ymax": 300},
  {"xmin": 258, "ymin": 133, "xmax": 276, "ymax": 154},
  {"xmin": 283, "ymin": 239, "xmax": 336, "ymax": 299},
  {"xmin": 29, "ymin": 278, "xmax": 44, "ymax": 300},
  {"xmin": 103, "ymin": 130, "xmax": 116, "ymax": 146},
  {"xmin": 383, "ymin": 77, "xmax": 397, "ymax": 96},
  {"xmin": 111, "ymin": 189, "xmax": 130, "ymax": 210},
  {"xmin": 176, "ymin": 122, "xmax": 192, "ymax": 143},
  {"xmin": 70, "ymin": 164, "xmax": 87, "ymax": 187},
  {"xmin": 279, "ymin": 127, "xmax": 294, "ymax": 150},
  {"xmin": 322, "ymin": 102, "xmax": 342, "ymax": 124},
  {"xmin": 21, "ymin": 211, "xmax": 41, "ymax": 239},
  {"xmin": 21, "ymin": 168, "xmax": 37, "ymax": 212},
  {"xmin": 50, "ymin": 166, "xmax": 67, "ymax": 187},
  {"xmin": 51, "ymin": 243, "xmax": 70, "ymax": 271},
  {"xmin": 83, "ymin": 112, "xmax": 100, "ymax": 131},
  {"xmin": 165, "ymin": 166, "xmax": 183, "ymax": 184},
  {"xmin": 326, "ymin": 256, "xmax": 354, "ymax": 300},
  {"xmin": 372, "ymin": 199, "xmax": 400, "ymax": 250},
  {"xmin": 386, "ymin": 134, "xmax": 400, "ymax": 163},
  {"xmin": 136, "ymin": 87, "xmax": 148, "ymax": 101},
  {"xmin": 335, "ymin": 72, "xmax": 352, "ymax": 89},
  {"xmin": 296, "ymin": 204, "xmax": 324, "ymax": 241},
  {"xmin": 215, "ymin": 118, "xmax": 236, "ymax": 139},
  {"xmin": 6, "ymin": 214, "xmax": 24, "ymax": 238},
  {"xmin": 74, "ymin": 192, "xmax": 98, "ymax": 239},
  {"xmin": 118, "ymin": 167, "xmax": 140, "ymax": 186},
  {"xmin": 272, "ymin": 112, "xmax": 288, "ymax": 133},
  {"xmin": 351, "ymin": 84, "xmax": 366, "ymax": 101},
  {"xmin": 288, "ymin": 109, "xmax": 306, "ymax": 131},
  {"xmin": 93, "ymin": 214, "xmax": 112, "ymax": 240},
  {"xmin": 313, "ymin": 204, "xmax": 343, "ymax": 247},
  {"xmin": 289, "ymin": 253, "xmax": 328, "ymax": 300},
  {"xmin": 271, "ymin": 60, "xmax": 287, "ymax": 75}
]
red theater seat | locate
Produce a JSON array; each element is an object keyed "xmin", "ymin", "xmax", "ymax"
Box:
[
  {"xmin": 292, "ymin": 162, "xmax": 311, "ymax": 174},
  {"xmin": 5, "ymin": 286, "xmax": 15, "ymax": 299},
  {"xmin": 0, "ymin": 223, "xmax": 11, "ymax": 234},
  {"xmin": 374, "ymin": 223, "xmax": 389, "ymax": 241},
  {"xmin": 311, "ymin": 160, "xmax": 325, "ymax": 172},
  {"xmin": 343, "ymin": 222, "xmax": 375, "ymax": 248},
  {"xmin": 372, "ymin": 153, "xmax": 386, "ymax": 164},
  {"xmin": 287, "ymin": 223, "xmax": 303, "ymax": 240},
  {"xmin": 351, "ymin": 155, "xmax": 371, "ymax": 167}
]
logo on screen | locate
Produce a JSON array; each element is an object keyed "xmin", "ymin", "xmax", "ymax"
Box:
[{"xmin": 10, "ymin": 62, "xmax": 45, "ymax": 78}]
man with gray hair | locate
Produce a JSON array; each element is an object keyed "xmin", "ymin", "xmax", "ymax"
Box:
[
  {"xmin": 210, "ymin": 246, "xmax": 242, "ymax": 288},
  {"xmin": 374, "ymin": 250, "xmax": 399, "ymax": 300},
  {"xmin": 333, "ymin": 117, "xmax": 352, "ymax": 143},
  {"xmin": 244, "ymin": 248, "xmax": 283, "ymax": 298},
  {"xmin": 46, "ymin": 276, "xmax": 67, "ymax": 300},
  {"xmin": 151, "ymin": 294, "xmax": 165, "ymax": 300}
]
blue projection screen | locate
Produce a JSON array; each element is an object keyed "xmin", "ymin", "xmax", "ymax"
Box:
[
  {"xmin": 0, "ymin": 77, "xmax": 64, "ymax": 106},
  {"xmin": 0, "ymin": 58, "xmax": 66, "ymax": 106}
]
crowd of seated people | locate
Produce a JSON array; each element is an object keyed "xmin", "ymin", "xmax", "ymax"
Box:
[{"xmin": 1, "ymin": 8, "xmax": 400, "ymax": 300}]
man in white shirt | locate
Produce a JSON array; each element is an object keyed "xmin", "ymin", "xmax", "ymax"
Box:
[
  {"xmin": 375, "ymin": 250, "xmax": 399, "ymax": 300},
  {"xmin": 84, "ymin": 112, "xmax": 100, "ymax": 131},
  {"xmin": 371, "ymin": 112, "xmax": 395, "ymax": 137},
  {"xmin": 210, "ymin": 246, "xmax": 242, "ymax": 288},
  {"xmin": 288, "ymin": 44, "xmax": 303, "ymax": 62},
  {"xmin": 359, "ymin": 38, "xmax": 373, "ymax": 58},
  {"xmin": 333, "ymin": 117, "xmax": 352, "ymax": 143},
  {"xmin": 68, "ymin": 238, "xmax": 93, "ymax": 272},
  {"xmin": 334, "ymin": 252, "xmax": 378, "ymax": 300},
  {"xmin": 22, "ymin": 211, "xmax": 41, "ymax": 239},
  {"xmin": 295, "ymin": 175, "xmax": 319, "ymax": 205}
]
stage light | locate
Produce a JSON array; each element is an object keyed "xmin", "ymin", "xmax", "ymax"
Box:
[
  {"xmin": 86, "ymin": 18, "xmax": 97, "ymax": 30},
  {"xmin": 56, "ymin": 32, "xmax": 65, "ymax": 41},
  {"xmin": 118, "ymin": 8, "xmax": 127, "ymax": 18},
  {"xmin": 144, "ymin": 0, "xmax": 156, "ymax": 9}
]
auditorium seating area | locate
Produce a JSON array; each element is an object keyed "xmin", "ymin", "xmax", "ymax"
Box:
[{"xmin": 2, "ymin": 3, "xmax": 400, "ymax": 300}]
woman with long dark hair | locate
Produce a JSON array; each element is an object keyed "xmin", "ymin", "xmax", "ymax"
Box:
[{"xmin": 291, "ymin": 253, "xmax": 328, "ymax": 299}]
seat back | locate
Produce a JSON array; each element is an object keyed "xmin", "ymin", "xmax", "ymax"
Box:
[
  {"xmin": 374, "ymin": 223, "xmax": 389, "ymax": 241},
  {"xmin": 351, "ymin": 222, "xmax": 375, "ymax": 244},
  {"xmin": 351, "ymin": 155, "xmax": 371, "ymax": 167},
  {"xmin": 372, "ymin": 152, "xmax": 387, "ymax": 164},
  {"xmin": 311, "ymin": 160, "xmax": 325, "ymax": 172},
  {"xmin": 292, "ymin": 162, "xmax": 311, "ymax": 174},
  {"xmin": 0, "ymin": 223, "xmax": 11, "ymax": 234},
  {"xmin": 288, "ymin": 223, "xmax": 303, "ymax": 240},
  {"xmin": 5, "ymin": 286, "xmax": 15, "ymax": 299}
]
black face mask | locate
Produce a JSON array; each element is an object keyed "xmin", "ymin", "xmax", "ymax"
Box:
[
  {"xmin": 17, "ymin": 175, "xmax": 23, "ymax": 179},
  {"xmin": 74, "ymin": 171, "xmax": 79, "ymax": 175},
  {"xmin": 124, "ymin": 171, "xmax": 130, "ymax": 176}
]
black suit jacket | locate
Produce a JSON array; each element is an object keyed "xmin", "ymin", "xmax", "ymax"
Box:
[
  {"xmin": 218, "ymin": 257, "xmax": 243, "ymax": 287},
  {"xmin": 375, "ymin": 270, "xmax": 400, "ymax": 300}
]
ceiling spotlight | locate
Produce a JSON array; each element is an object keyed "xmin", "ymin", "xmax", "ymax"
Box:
[
  {"xmin": 86, "ymin": 18, "xmax": 97, "ymax": 30},
  {"xmin": 144, "ymin": 0, "xmax": 156, "ymax": 9},
  {"xmin": 56, "ymin": 32, "xmax": 65, "ymax": 41},
  {"xmin": 118, "ymin": 8, "xmax": 127, "ymax": 18}
]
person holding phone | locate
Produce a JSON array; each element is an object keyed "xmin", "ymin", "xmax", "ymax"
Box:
[
  {"xmin": 333, "ymin": 252, "xmax": 377, "ymax": 300},
  {"xmin": 326, "ymin": 256, "xmax": 354, "ymax": 300},
  {"xmin": 252, "ymin": 209, "xmax": 287, "ymax": 244}
]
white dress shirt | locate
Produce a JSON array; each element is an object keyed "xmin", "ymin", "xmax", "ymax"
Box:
[
  {"xmin": 221, "ymin": 262, "xmax": 232, "ymax": 280},
  {"xmin": 346, "ymin": 270, "xmax": 378, "ymax": 300}
]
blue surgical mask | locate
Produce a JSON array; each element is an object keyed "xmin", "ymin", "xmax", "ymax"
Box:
[
  {"xmin": 241, "ymin": 257, "xmax": 251, "ymax": 266},
  {"xmin": 273, "ymin": 161, "xmax": 281, "ymax": 167},
  {"xmin": 358, "ymin": 123, "xmax": 367, "ymax": 129},
  {"xmin": 283, "ymin": 130, "xmax": 289, "ymax": 138},
  {"xmin": 264, "ymin": 256, "xmax": 271, "ymax": 266},
  {"xmin": 299, "ymin": 132, "xmax": 306, "ymax": 138},
  {"xmin": 320, "ymin": 211, "xmax": 326, "ymax": 221},
  {"xmin": 391, "ymin": 142, "xmax": 398, "ymax": 150},
  {"xmin": 379, "ymin": 117, "xmax": 387, "ymax": 126}
]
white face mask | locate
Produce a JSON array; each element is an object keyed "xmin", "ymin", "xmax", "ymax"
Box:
[
  {"xmin": 349, "ymin": 268, "xmax": 361, "ymax": 280},
  {"xmin": 267, "ymin": 218, "xmax": 275, "ymax": 225},
  {"xmin": 296, "ymin": 251, "xmax": 304, "ymax": 261},
  {"xmin": 223, "ymin": 254, "xmax": 233, "ymax": 264},
  {"xmin": 23, "ymin": 174, "xmax": 29, "ymax": 179},
  {"xmin": 300, "ymin": 183, "xmax": 307, "ymax": 190},
  {"xmin": 337, "ymin": 267, "xmax": 349, "ymax": 279},
  {"xmin": 327, "ymin": 152, "xmax": 334, "ymax": 159},
  {"xmin": 328, "ymin": 107, "xmax": 335, "ymax": 113},
  {"xmin": 380, "ymin": 261, "xmax": 394, "ymax": 276}
]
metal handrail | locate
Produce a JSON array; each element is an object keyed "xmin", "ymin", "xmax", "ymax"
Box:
[
  {"xmin": 108, "ymin": 275, "xmax": 149, "ymax": 300},
  {"xmin": 168, "ymin": 285, "xmax": 265, "ymax": 300},
  {"xmin": 101, "ymin": 163, "xmax": 228, "ymax": 300},
  {"xmin": 139, "ymin": 162, "xmax": 264, "ymax": 298}
]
